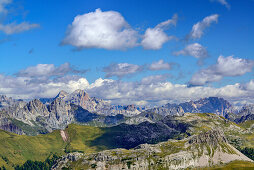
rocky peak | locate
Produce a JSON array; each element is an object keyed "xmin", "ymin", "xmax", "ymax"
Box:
[
  {"xmin": 63, "ymin": 89, "xmax": 90, "ymax": 102},
  {"xmin": 189, "ymin": 129, "xmax": 227, "ymax": 145},
  {"xmin": 73, "ymin": 89, "xmax": 90, "ymax": 99},
  {"xmin": 55, "ymin": 90, "xmax": 69, "ymax": 99},
  {"xmin": 25, "ymin": 99, "xmax": 49, "ymax": 116},
  {"xmin": 0, "ymin": 95, "xmax": 11, "ymax": 101},
  {"xmin": 0, "ymin": 95, "xmax": 15, "ymax": 108},
  {"xmin": 239, "ymin": 104, "xmax": 254, "ymax": 116}
]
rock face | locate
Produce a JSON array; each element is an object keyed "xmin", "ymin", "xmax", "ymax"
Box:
[
  {"xmin": 0, "ymin": 90, "xmax": 147, "ymax": 135},
  {"xmin": 226, "ymin": 104, "xmax": 254, "ymax": 123},
  {"xmin": 148, "ymin": 97, "xmax": 233, "ymax": 116},
  {"xmin": 238, "ymin": 104, "xmax": 254, "ymax": 116},
  {"xmin": 0, "ymin": 95, "xmax": 17, "ymax": 108},
  {"xmin": 0, "ymin": 90, "xmax": 252, "ymax": 135},
  {"xmin": 52, "ymin": 129, "xmax": 253, "ymax": 170},
  {"xmin": 54, "ymin": 89, "xmax": 145, "ymax": 117},
  {"xmin": 188, "ymin": 129, "xmax": 227, "ymax": 145}
]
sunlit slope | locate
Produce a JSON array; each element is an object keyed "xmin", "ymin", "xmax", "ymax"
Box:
[
  {"xmin": 0, "ymin": 112, "xmax": 253, "ymax": 168},
  {"xmin": 0, "ymin": 125, "xmax": 106, "ymax": 167}
]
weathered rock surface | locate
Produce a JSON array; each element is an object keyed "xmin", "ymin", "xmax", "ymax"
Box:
[
  {"xmin": 52, "ymin": 129, "xmax": 253, "ymax": 170},
  {"xmin": 0, "ymin": 90, "xmax": 146, "ymax": 135}
]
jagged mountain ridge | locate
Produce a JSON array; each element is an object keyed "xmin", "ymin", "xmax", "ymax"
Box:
[
  {"xmin": 54, "ymin": 89, "xmax": 146, "ymax": 116},
  {"xmin": 0, "ymin": 90, "xmax": 254, "ymax": 135},
  {"xmin": 148, "ymin": 97, "xmax": 233, "ymax": 116}
]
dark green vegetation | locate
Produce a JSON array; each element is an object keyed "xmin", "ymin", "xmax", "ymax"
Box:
[
  {"xmin": 238, "ymin": 147, "xmax": 254, "ymax": 161},
  {"xmin": 90, "ymin": 116, "xmax": 190, "ymax": 149},
  {"xmin": 14, "ymin": 154, "xmax": 59, "ymax": 170}
]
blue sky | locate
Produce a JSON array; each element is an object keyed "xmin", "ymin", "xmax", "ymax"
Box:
[{"xmin": 0, "ymin": 0, "xmax": 254, "ymax": 106}]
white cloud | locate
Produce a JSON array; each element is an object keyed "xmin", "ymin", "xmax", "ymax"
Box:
[
  {"xmin": 85, "ymin": 78, "xmax": 254, "ymax": 106},
  {"xmin": 141, "ymin": 14, "xmax": 178, "ymax": 50},
  {"xmin": 242, "ymin": 79, "xmax": 254, "ymax": 91},
  {"xmin": 103, "ymin": 63, "xmax": 142, "ymax": 78},
  {"xmin": 0, "ymin": 0, "xmax": 11, "ymax": 14},
  {"xmin": 62, "ymin": 9, "xmax": 179, "ymax": 50},
  {"xmin": 189, "ymin": 55, "xmax": 254, "ymax": 86},
  {"xmin": 0, "ymin": 74, "xmax": 90, "ymax": 99},
  {"xmin": 1, "ymin": 63, "xmax": 254, "ymax": 105},
  {"xmin": 0, "ymin": 22, "xmax": 40, "ymax": 34},
  {"xmin": 210, "ymin": 0, "xmax": 230, "ymax": 9},
  {"xmin": 17, "ymin": 63, "xmax": 87, "ymax": 78},
  {"xmin": 102, "ymin": 60, "xmax": 173, "ymax": 78},
  {"xmin": 174, "ymin": 43, "xmax": 208, "ymax": 65},
  {"xmin": 62, "ymin": 8, "xmax": 138, "ymax": 50},
  {"xmin": 141, "ymin": 74, "xmax": 171, "ymax": 84},
  {"xmin": 148, "ymin": 60, "xmax": 173, "ymax": 70},
  {"xmin": 189, "ymin": 14, "xmax": 219, "ymax": 39}
]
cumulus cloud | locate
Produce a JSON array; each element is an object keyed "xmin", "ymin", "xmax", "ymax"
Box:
[
  {"xmin": 86, "ymin": 78, "xmax": 254, "ymax": 106},
  {"xmin": 1, "ymin": 63, "xmax": 254, "ymax": 105},
  {"xmin": 0, "ymin": 1, "xmax": 40, "ymax": 35},
  {"xmin": 210, "ymin": 0, "xmax": 230, "ymax": 9},
  {"xmin": 103, "ymin": 63, "xmax": 142, "ymax": 78},
  {"xmin": 174, "ymin": 43, "xmax": 208, "ymax": 65},
  {"xmin": 102, "ymin": 60, "xmax": 174, "ymax": 78},
  {"xmin": 141, "ymin": 74, "xmax": 172, "ymax": 84},
  {"xmin": 0, "ymin": 74, "xmax": 90, "ymax": 99},
  {"xmin": 0, "ymin": 63, "xmax": 89, "ymax": 99},
  {"xmin": 141, "ymin": 14, "xmax": 178, "ymax": 50},
  {"xmin": 148, "ymin": 60, "xmax": 173, "ymax": 70},
  {"xmin": 62, "ymin": 8, "xmax": 138, "ymax": 50},
  {"xmin": 0, "ymin": 0, "xmax": 11, "ymax": 14},
  {"xmin": 0, "ymin": 22, "xmax": 40, "ymax": 34},
  {"xmin": 189, "ymin": 55, "xmax": 254, "ymax": 86},
  {"xmin": 188, "ymin": 14, "xmax": 219, "ymax": 39},
  {"xmin": 17, "ymin": 63, "xmax": 87, "ymax": 78}
]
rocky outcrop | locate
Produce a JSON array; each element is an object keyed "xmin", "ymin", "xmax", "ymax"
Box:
[
  {"xmin": 189, "ymin": 129, "xmax": 227, "ymax": 145},
  {"xmin": 0, "ymin": 95, "xmax": 17, "ymax": 108},
  {"xmin": 52, "ymin": 129, "xmax": 253, "ymax": 170},
  {"xmin": 0, "ymin": 117, "xmax": 24, "ymax": 135}
]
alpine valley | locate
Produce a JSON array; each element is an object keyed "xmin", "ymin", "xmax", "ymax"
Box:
[{"xmin": 0, "ymin": 90, "xmax": 253, "ymax": 169}]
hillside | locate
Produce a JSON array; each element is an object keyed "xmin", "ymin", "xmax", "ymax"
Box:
[
  {"xmin": 0, "ymin": 113, "xmax": 253, "ymax": 169},
  {"xmin": 0, "ymin": 116, "xmax": 188, "ymax": 168},
  {"xmin": 52, "ymin": 129, "xmax": 253, "ymax": 169}
]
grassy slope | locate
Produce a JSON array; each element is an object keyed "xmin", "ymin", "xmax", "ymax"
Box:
[
  {"xmin": 0, "ymin": 129, "xmax": 65, "ymax": 166},
  {"xmin": 0, "ymin": 113, "xmax": 253, "ymax": 168},
  {"xmin": 239, "ymin": 120, "xmax": 254, "ymax": 129},
  {"xmin": 0, "ymin": 124, "xmax": 108, "ymax": 168},
  {"xmin": 176, "ymin": 113, "xmax": 254, "ymax": 149},
  {"xmin": 204, "ymin": 160, "xmax": 254, "ymax": 169}
]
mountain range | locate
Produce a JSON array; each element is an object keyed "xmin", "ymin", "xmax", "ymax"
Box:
[{"xmin": 0, "ymin": 89, "xmax": 253, "ymax": 136}]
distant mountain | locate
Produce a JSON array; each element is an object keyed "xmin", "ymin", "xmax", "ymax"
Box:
[
  {"xmin": 227, "ymin": 104, "xmax": 254, "ymax": 124},
  {"xmin": 55, "ymin": 89, "xmax": 145, "ymax": 116},
  {"xmin": 148, "ymin": 97, "xmax": 233, "ymax": 116},
  {"xmin": 0, "ymin": 95, "xmax": 18, "ymax": 108},
  {"xmin": 0, "ymin": 90, "xmax": 146, "ymax": 135},
  {"xmin": 0, "ymin": 90, "xmax": 253, "ymax": 136}
]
